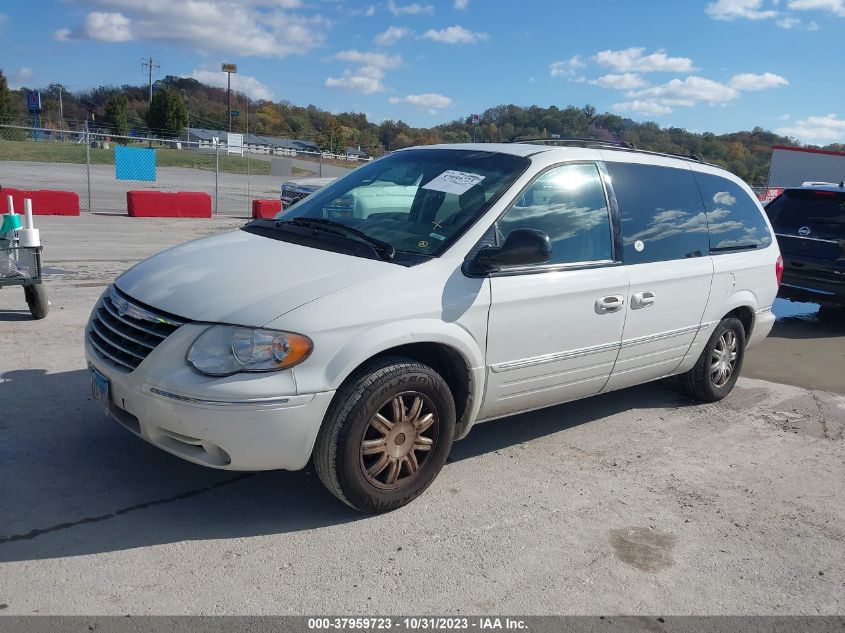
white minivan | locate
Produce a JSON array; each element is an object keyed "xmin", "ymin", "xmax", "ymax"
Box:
[{"xmin": 85, "ymin": 141, "xmax": 781, "ymax": 512}]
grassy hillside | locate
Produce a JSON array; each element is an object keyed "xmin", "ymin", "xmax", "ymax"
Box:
[{"xmin": 3, "ymin": 71, "xmax": 842, "ymax": 185}]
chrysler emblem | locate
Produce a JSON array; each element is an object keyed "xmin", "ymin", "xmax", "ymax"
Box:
[
  {"xmin": 115, "ymin": 298, "xmax": 129, "ymax": 316},
  {"xmin": 798, "ymin": 226, "xmax": 811, "ymax": 236}
]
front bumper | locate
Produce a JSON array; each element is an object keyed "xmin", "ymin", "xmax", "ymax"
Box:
[{"xmin": 84, "ymin": 322, "xmax": 335, "ymax": 471}]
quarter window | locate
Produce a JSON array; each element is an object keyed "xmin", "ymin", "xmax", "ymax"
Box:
[
  {"xmin": 606, "ymin": 162, "xmax": 709, "ymax": 263},
  {"xmin": 497, "ymin": 163, "xmax": 613, "ymax": 266},
  {"xmin": 694, "ymin": 172, "xmax": 773, "ymax": 252}
]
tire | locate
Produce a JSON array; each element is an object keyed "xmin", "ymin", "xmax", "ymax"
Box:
[
  {"xmin": 682, "ymin": 317, "xmax": 746, "ymax": 402},
  {"xmin": 314, "ymin": 356, "xmax": 456, "ymax": 513},
  {"xmin": 24, "ymin": 284, "xmax": 49, "ymax": 320}
]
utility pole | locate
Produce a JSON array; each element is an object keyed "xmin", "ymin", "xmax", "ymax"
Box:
[
  {"xmin": 57, "ymin": 85, "xmax": 65, "ymax": 141},
  {"xmin": 221, "ymin": 63, "xmax": 237, "ymax": 133},
  {"xmin": 142, "ymin": 57, "xmax": 161, "ymax": 105}
]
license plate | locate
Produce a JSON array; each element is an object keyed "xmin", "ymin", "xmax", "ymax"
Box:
[{"xmin": 91, "ymin": 367, "xmax": 110, "ymax": 411}]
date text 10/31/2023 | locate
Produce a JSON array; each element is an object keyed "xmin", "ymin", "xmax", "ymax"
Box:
[{"xmin": 307, "ymin": 617, "xmax": 528, "ymax": 630}]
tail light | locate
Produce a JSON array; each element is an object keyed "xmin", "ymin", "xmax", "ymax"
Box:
[{"xmin": 775, "ymin": 254, "xmax": 784, "ymax": 286}]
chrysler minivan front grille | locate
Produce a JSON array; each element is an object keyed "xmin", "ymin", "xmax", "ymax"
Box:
[{"xmin": 87, "ymin": 286, "xmax": 185, "ymax": 372}]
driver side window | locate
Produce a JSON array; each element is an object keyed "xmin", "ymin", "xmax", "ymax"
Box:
[{"xmin": 498, "ymin": 163, "xmax": 613, "ymax": 265}]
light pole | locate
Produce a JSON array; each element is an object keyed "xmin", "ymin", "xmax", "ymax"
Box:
[{"xmin": 221, "ymin": 63, "xmax": 237, "ymax": 132}]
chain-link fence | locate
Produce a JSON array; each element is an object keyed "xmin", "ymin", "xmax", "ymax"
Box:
[{"xmin": 0, "ymin": 123, "xmax": 370, "ymax": 217}]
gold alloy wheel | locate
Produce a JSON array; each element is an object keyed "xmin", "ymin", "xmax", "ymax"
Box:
[
  {"xmin": 710, "ymin": 329, "xmax": 738, "ymax": 388},
  {"xmin": 359, "ymin": 392, "xmax": 438, "ymax": 489}
]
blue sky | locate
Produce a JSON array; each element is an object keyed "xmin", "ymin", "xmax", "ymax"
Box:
[{"xmin": 1, "ymin": 0, "xmax": 843, "ymax": 143}]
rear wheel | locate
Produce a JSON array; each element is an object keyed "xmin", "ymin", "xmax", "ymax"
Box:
[
  {"xmin": 682, "ymin": 317, "xmax": 746, "ymax": 402},
  {"xmin": 314, "ymin": 357, "xmax": 455, "ymax": 513},
  {"xmin": 24, "ymin": 284, "xmax": 49, "ymax": 320}
]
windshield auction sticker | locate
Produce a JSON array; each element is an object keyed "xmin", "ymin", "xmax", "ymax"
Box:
[{"xmin": 422, "ymin": 170, "xmax": 486, "ymax": 195}]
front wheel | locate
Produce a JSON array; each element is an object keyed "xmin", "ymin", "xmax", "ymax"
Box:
[
  {"xmin": 24, "ymin": 284, "xmax": 49, "ymax": 320},
  {"xmin": 314, "ymin": 357, "xmax": 456, "ymax": 513},
  {"xmin": 682, "ymin": 317, "xmax": 746, "ymax": 402}
]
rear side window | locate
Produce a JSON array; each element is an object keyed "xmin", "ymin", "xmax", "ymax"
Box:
[
  {"xmin": 767, "ymin": 189, "xmax": 845, "ymax": 233},
  {"xmin": 694, "ymin": 172, "xmax": 773, "ymax": 252},
  {"xmin": 605, "ymin": 162, "xmax": 709, "ymax": 264},
  {"xmin": 497, "ymin": 162, "xmax": 613, "ymax": 265}
]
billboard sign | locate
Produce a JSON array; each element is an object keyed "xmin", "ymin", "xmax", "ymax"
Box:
[
  {"xmin": 26, "ymin": 91, "xmax": 42, "ymax": 113},
  {"xmin": 227, "ymin": 132, "xmax": 244, "ymax": 156},
  {"xmin": 471, "ymin": 114, "xmax": 480, "ymax": 126},
  {"xmin": 768, "ymin": 145, "xmax": 845, "ymax": 188},
  {"xmin": 221, "ymin": 63, "xmax": 238, "ymax": 73}
]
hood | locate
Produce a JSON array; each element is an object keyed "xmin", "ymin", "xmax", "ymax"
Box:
[
  {"xmin": 115, "ymin": 229, "xmax": 387, "ymax": 326},
  {"xmin": 282, "ymin": 177, "xmax": 337, "ymax": 192}
]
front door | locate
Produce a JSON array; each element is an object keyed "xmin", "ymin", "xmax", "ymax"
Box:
[{"xmin": 479, "ymin": 162, "xmax": 629, "ymax": 420}]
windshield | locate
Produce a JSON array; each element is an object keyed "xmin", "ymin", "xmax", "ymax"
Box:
[
  {"xmin": 265, "ymin": 149, "xmax": 529, "ymax": 260},
  {"xmin": 767, "ymin": 189, "xmax": 845, "ymax": 236}
]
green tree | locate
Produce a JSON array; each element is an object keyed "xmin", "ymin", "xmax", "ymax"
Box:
[
  {"xmin": 103, "ymin": 93, "xmax": 130, "ymax": 136},
  {"xmin": 145, "ymin": 89, "xmax": 187, "ymax": 138},
  {"xmin": 0, "ymin": 70, "xmax": 13, "ymax": 124}
]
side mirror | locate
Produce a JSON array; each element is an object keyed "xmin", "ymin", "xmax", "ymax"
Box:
[{"xmin": 466, "ymin": 228, "xmax": 552, "ymax": 274}]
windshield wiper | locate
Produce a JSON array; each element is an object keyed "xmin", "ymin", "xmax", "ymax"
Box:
[{"xmin": 278, "ymin": 217, "xmax": 395, "ymax": 260}]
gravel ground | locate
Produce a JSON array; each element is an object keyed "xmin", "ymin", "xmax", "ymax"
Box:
[{"xmin": 0, "ymin": 215, "xmax": 842, "ymax": 615}]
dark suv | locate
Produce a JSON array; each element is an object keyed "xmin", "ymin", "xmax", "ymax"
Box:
[{"xmin": 766, "ymin": 183, "xmax": 845, "ymax": 310}]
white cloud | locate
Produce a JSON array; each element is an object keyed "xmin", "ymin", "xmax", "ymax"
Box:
[
  {"xmin": 189, "ymin": 68, "xmax": 274, "ymax": 101},
  {"xmin": 325, "ymin": 67, "xmax": 386, "ymax": 94},
  {"xmin": 389, "ymin": 93, "xmax": 454, "ymax": 110},
  {"xmin": 374, "ymin": 25, "xmax": 411, "ymax": 46},
  {"xmin": 454, "ymin": 0, "xmax": 470, "ymax": 8},
  {"xmin": 776, "ymin": 16, "xmax": 802, "ymax": 27},
  {"xmin": 728, "ymin": 72, "xmax": 789, "ymax": 91},
  {"xmin": 593, "ymin": 47, "xmax": 695, "ymax": 73},
  {"xmin": 387, "ymin": 0, "xmax": 434, "ymax": 16},
  {"xmin": 777, "ymin": 113, "xmax": 791, "ymax": 120},
  {"xmin": 776, "ymin": 114, "xmax": 845, "ymax": 144},
  {"xmin": 351, "ymin": 4, "xmax": 376, "ymax": 16},
  {"xmin": 612, "ymin": 100, "xmax": 673, "ymax": 116},
  {"xmin": 614, "ymin": 71, "xmax": 788, "ymax": 116},
  {"xmin": 788, "ymin": 0, "xmax": 845, "ymax": 16},
  {"xmin": 85, "ymin": 11, "xmax": 132, "ymax": 42},
  {"xmin": 629, "ymin": 76, "xmax": 739, "ymax": 104},
  {"xmin": 51, "ymin": 1, "xmax": 328, "ymax": 57},
  {"xmin": 549, "ymin": 55, "xmax": 586, "ymax": 78},
  {"xmin": 331, "ymin": 49, "xmax": 403, "ymax": 94},
  {"xmin": 422, "ymin": 25, "xmax": 488, "ymax": 44},
  {"xmin": 706, "ymin": 0, "xmax": 779, "ymax": 20},
  {"xmin": 333, "ymin": 49, "xmax": 403, "ymax": 69},
  {"xmin": 8, "ymin": 67, "xmax": 33, "ymax": 89},
  {"xmin": 589, "ymin": 73, "xmax": 647, "ymax": 90}
]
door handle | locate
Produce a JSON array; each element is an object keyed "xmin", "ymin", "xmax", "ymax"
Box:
[
  {"xmin": 632, "ymin": 290, "xmax": 656, "ymax": 309},
  {"xmin": 595, "ymin": 295, "xmax": 625, "ymax": 314}
]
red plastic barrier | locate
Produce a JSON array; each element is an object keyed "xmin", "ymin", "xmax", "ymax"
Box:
[
  {"xmin": 252, "ymin": 199, "xmax": 282, "ymax": 219},
  {"xmin": 126, "ymin": 191, "xmax": 212, "ymax": 218},
  {"xmin": 0, "ymin": 187, "xmax": 81, "ymax": 216}
]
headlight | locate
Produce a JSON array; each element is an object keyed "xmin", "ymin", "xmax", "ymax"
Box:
[{"xmin": 187, "ymin": 325, "xmax": 312, "ymax": 377}]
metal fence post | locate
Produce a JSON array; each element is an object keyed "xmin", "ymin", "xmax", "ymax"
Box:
[
  {"xmin": 214, "ymin": 140, "xmax": 219, "ymax": 215},
  {"xmin": 84, "ymin": 120, "xmax": 92, "ymax": 213},
  {"xmin": 319, "ymin": 152, "xmax": 323, "ymax": 178}
]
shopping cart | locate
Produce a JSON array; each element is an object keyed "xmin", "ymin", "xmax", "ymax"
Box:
[{"xmin": 0, "ymin": 239, "xmax": 49, "ymax": 319}]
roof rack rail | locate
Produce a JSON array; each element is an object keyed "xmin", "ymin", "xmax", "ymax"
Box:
[
  {"xmin": 511, "ymin": 137, "xmax": 634, "ymax": 149},
  {"xmin": 512, "ymin": 137, "xmax": 715, "ymax": 166}
]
